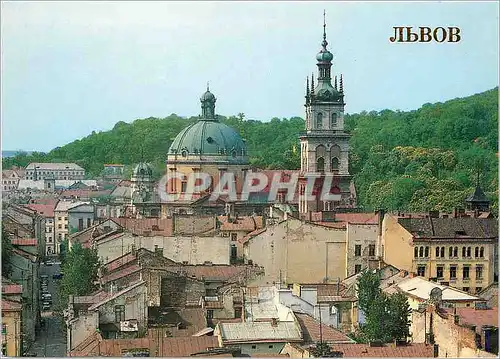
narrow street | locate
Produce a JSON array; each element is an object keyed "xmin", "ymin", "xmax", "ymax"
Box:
[{"xmin": 31, "ymin": 262, "xmax": 67, "ymax": 357}]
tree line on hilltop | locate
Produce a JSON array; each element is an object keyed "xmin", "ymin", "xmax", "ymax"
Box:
[{"xmin": 3, "ymin": 87, "xmax": 498, "ymax": 213}]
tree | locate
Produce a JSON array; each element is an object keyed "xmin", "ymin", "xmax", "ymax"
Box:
[
  {"xmin": 2, "ymin": 226, "xmax": 13, "ymax": 277},
  {"xmin": 58, "ymin": 242, "xmax": 100, "ymax": 310},
  {"xmin": 310, "ymin": 342, "xmax": 343, "ymax": 357},
  {"xmin": 356, "ymin": 269, "xmax": 411, "ymax": 343}
]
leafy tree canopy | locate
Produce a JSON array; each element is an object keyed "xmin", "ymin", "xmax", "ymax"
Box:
[{"xmin": 3, "ymin": 88, "xmax": 497, "ymax": 212}]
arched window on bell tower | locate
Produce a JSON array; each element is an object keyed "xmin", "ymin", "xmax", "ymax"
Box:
[
  {"xmin": 316, "ymin": 145, "xmax": 326, "ymax": 172},
  {"xmin": 317, "ymin": 157, "xmax": 325, "ymax": 172},
  {"xmin": 316, "ymin": 113, "xmax": 323, "ymax": 129},
  {"xmin": 331, "ymin": 113, "xmax": 337, "ymax": 128},
  {"xmin": 331, "ymin": 158, "xmax": 339, "ymax": 174}
]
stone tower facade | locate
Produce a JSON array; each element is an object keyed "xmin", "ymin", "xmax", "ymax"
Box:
[{"xmin": 299, "ymin": 15, "xmax": 354, "ymax": 215}]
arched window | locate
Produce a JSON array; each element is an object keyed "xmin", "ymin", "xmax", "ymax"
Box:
[
  {"xmin": 449, "ymin": 247, "xmax": 453, "ymax": 257},
  {"xmin": 435, "ymin": 247, "xmax": 440, "ymax": 257},
  {"xmin": 453, "ymin": 247, "xmax": 458, "ymax": 257},
  {"xmin": 331, "ymin": 157, "xmax": 339, "ymax": 173},
  {"xmin": 419, "ymin": 246, "xmax": 424, "ymax": 257},
  {"xmin": 331, "ymin": 113, "xmax": 338, "ymax": 128},
  {"xmin": 466, "ymin": 247, "xmax": 471, "ymax": 257},
  {"xmin": 475, "ymin": 247, "xmax": 479, "ymax": 258},
  {"xmin": 479, "ymin": 247, "xmax": 484, "ymax": 258},
  {"xmin": 414, "ymin": 247, "xmax": 419, "ymax": 258},
  {"xmin": 462, "ymin": 247, "xmax": 466, "ymax": 257},
  {"xmin": 440, "ymin": 247, "xmax": 445, "ymax": 258},
  {"xmin": 424, "ymin": 246, "xmax": 429, "ymax": 258},
  {"xmin": 316, "ymin": 113, "xmax": 323, "ymax": 129},
  {"xmin": 316, "ymin": 157, "xmax": 325, "ymax": 172}
]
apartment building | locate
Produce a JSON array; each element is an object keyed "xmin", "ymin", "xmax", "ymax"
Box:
[
  {"xmin": 25, "ymin": 163, "xmax": 85, "ymax": 181},
  {"xmin": 26, "ymin": 203, "xmax": 57, "ymax": 256},
  {"xmin": 54, "ymin": 200, "xmax": 88, "ymax": 254},
  {"xmin": 382, "ymin": 213, "xmax": 498, "ymax": 294}
]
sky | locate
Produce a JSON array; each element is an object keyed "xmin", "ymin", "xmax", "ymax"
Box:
[{"xmin": 1, "ymin": 1, "xmax": 499, "ymax": 152}]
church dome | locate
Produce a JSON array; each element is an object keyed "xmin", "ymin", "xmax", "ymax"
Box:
[{"xmin": 168, "ymin": 120, "xmax": 247, "ymax": 160}]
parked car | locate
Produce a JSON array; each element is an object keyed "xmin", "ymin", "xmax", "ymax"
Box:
[
  {"xmin": 52, "ymin": 273, "xmax": 63, "ymax": 280},
  {"xmin": 41, "ymin": 293, "xmax": 52, "ymax": 302},
  {"xmin": 40, "ymin": 274, "xmax": 49, "ymax": 280},
  {"xmin": 42, "ymin": 302, "xmax": 51, "ymax": 311}
]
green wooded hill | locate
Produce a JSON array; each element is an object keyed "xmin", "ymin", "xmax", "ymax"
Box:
[{"xmin": 4, "ymin": 87, "xmax": 498, "ymax": 212}]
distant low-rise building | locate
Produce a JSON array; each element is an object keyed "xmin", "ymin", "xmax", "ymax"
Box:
[
  {"xmin": 2, "ymin": 169, "xmax": 24, "ymax": 192},
  {"xmin": 1, "ymin": 299, "xmax": 22, "ymax": 356},
  {"xmin": 54, "ymin": 200, "xmax": 89, "ymax": 254},
  {"xmin": 26, "ymin": 203, "xmax": 56, "ymax": 256},
  {"xmin": 25, "ymin": 162, "xmax": 85, "ymax": 181}
]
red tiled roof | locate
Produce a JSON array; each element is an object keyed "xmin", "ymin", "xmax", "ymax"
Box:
[
  {"xmin": 329, "ymin": 343, "xmax": 435, "ymax": 357},
  {"xmin": 105, "ymin": 252, "xmax": 137, "ymax": 272},
  {"xmin": 2, "ymin": 283, "xmax": 23, "ymax": 295},
  {"xmin": 26, "ymin": 203, "xmax": 56, "ymax": 218},
  {"xmin": 2, "ymin": 299, "xmax": 22, "ymax": 311},
  {"xmin": 239, "ymin": 228, "xmax": 267, "ymax": 244},
  {"xmin": 113, "ymin": 217, "xmax": 173, "ymax": 236},
  {"xmin": 315, "ymin": 221, "xmax": 347, "ymax": 229},
  {"xmin": 334, "ymin": 212, "xmax": 380, "ymax": 225},
  {"xmin": 161, "ymin": 336, "xmax": 219, "ymax": 357},
  {"xmin": 294, "ymin": 313, "xmax": 353, "ymax": 343},
  {"xmin": 182, "ymin": 265, "xmax": 262, "ymax": 282},
  {"xmin": 447, "ymin": 307, "xmax": 498, "ymax": 329},
  {"xmin": 11, "ymin": 238, "xmax": 37, "ymax": 246},
  {"xmin": 101, "ymin": 264, "xmax": 141, "ymax": 284},
  {"xmin": 218, "ymin": 216, "xmax": 264, "ymax": 232},
  {"xmin": 72, "ymin": 290, "xmax": 112, "ymax": 305}
]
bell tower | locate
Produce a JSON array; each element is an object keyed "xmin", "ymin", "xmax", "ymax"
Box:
[{"xmin": 298, "ymin": 12, "xmax": 354, "ymax": 215}]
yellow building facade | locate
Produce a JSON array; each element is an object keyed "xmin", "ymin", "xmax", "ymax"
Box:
[
  {"xmin": 1, "ymin": 300, "xmax": 22, "ymax": 357},
  {"xmin": 382, "ymin": 214, "xmax": 498, "ymax": 294}
]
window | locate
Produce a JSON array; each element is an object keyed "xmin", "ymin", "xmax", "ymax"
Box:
[
  {"xmin": 440, "ymin": 247, "xmax": 445, "ymax": 258},
  {"xmin": 234, "ymin": 307, "xmax": 242, "ymax": 319},
  {"xmin": 475, "ymin": 247, "xmax": 479, "ymax": 258},
  {"xmin": 436, "ymin": 266, "xmax": 444, "ymax": 279},
  {"xmin": 368, "ymin": 244, "xmax": 376, "ymax": 257},
  {"xmin": 414, "ymin": 247, "xmax": 419, "ymax": 258},
  {"xmin": 331, "ymin": 113, "xmax": 337, "ymax": 128},
  {"xmin": 450, "ymin": 265, "xmax": 457, "ymax": 279},
  {"xmin": 424, "ymin": 246, "xmax": 429, "ymax": 258},
  {"xmin": 463, "ymin": 287, "xmax": 470, "ymax": 293},
  {"xmin": 479, "ymin": 247, "xmax": 484, "ymax": 258},
  {"xmin": 58, "ymin": 224, "xmax": 62, "ymax": 229},
  {"xmin": 476, "ymin": 287, "xmax": 482, "ymax": 294},
  {"xmin": 58, "ymin": 233, "xmax": 62, "ymax": 240},
  {"xmin": 354, "ymin": 245, "xmax": 361, "ymax": 257},
  {"xmin": 251, "ymin": 345, "xmax": 257, "ymax": 350},
  {"xmin": 417, "ymin": 265, "xmax": 426, "ymax": 277},
  {"xmin": 316, "ymin": 113, "xmax": 323, "ymax": 129},
  {"xmin": 2, "ymin": 324, "xmax": 6, "ymax": 335},
  {"xmin": 435, "ymin": 247, "xmax": 440, "ymax": 257},
  {"xmin": 58, "ymin": 217, "xmax": 62, "ymax": 221},
  {"xmin": 462, "ymin": 247, "xmax": 466, "ymax": 257},
  {"xmin": 181, "ymin": 181, "xmax": 187, "ymax": 192},
  {"xmin": 64, "ymin": 224, "xmax": 68, "ymax": 229},
  {"xmin": 354, "ymin": 265, "xmax": 362, "ymax": 274},
  {"xmin": 87, "ymin": 218, "xmax": 91, "ymax": 228},
  {"xmin": 476, "ymin": 266, "xmax": 483, "ymax": 280},
  {"xmin": 207, "ymin": 310, "xmax": 214, "ymax": 319},
  {"xmin": 453, "ymin": 247, "xmax": 458, "ymax": 257},
  {"xmin": 78, "ymin": 218, "xmax": 84, "ymax": 232},
  {"xmin": 466, "ymin": 247, "xmax": 471, "ymax": 257},
  {"xmin": 230, "ymin": 233, "xmax": 237, "ymax": 242},
  {"xmin": 114, "ymin": 305, "xmax": 125, "ymax": 322},
  {"xmin": 331, "ymin": 157, "xmax": 339, "ymax": 173},
  {"xmin": 463, "ymin": 266, "xmax": 470, "ymax": 280},
  {"xmin": 316, "ymin": 157, "xmax": 325, "ymax": 172},
  {"xmin": 269, "ymin": 345, "xmax": 274, "ymax": 349},
  {"xmin": 419, "ymin": 246, "xmax": 424, "ymax": 257}
]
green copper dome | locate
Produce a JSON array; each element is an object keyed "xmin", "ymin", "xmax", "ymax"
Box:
[
  {"xmin": 316, "ymin": 49, "xmax": 333, "ymax": 62},
  {"xmin": 168, "ymin": 86, "xmax": 248, "ymax": 163},
  {"xmin": 168, "ymin": 121, "xmax": 247, "ymax": 158}
]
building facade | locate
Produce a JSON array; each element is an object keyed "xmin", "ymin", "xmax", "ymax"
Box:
[
  {"xmin": 24, "ymin": 163, "xmax": 85, "ymax": 181},
  {"xmin": 382, "ymin": 214, "xmax": 498, "ymax": 294}
]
